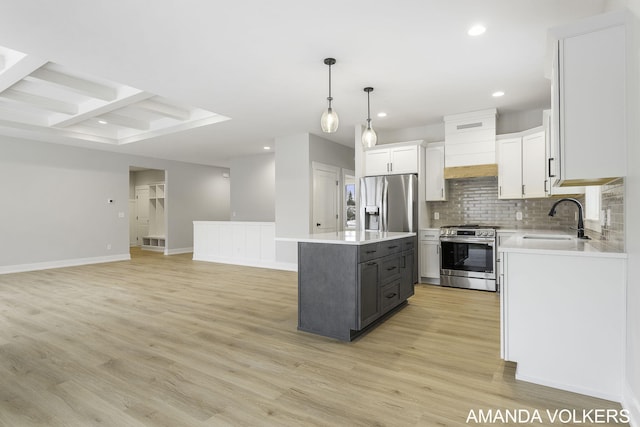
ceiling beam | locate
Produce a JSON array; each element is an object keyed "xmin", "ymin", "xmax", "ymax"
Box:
[
  {"xmin": 99, "ymin": 112, "xmax": 149, "ymax": 130},
  {"xmin": 29, "ymin": 67, "xmax": 117, "ymax": 101},
  {"xmin": 0, "ymin": 55, "xmax": 48, "ymax": 94},
  {"xmin": 0, "ymin": 88, "xmax": 79, "ymax": 115},
  {"xmin": 135, "ymin": 99, "xmax": 191, "ymax": 120},
  {"xmin": 50, "ymin": 91, "xmax": 153, "ymax": 128}
]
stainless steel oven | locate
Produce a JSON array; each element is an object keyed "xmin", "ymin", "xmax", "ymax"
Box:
[{"xmin": 439, "ymin": 225, "xmax": 497, "ymax": 292}]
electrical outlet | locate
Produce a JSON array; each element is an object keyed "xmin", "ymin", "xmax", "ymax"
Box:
[
  {"xmin": 516, "ymin": 211, "xmax": 523, "ymax": 221},
  {"xmin": 118, "ymin": 211, "xmax": 125, "ymax": 218},
  {"xmin": 106, "ymin": 244, "xmax": 112, "ymax": 250},
  {"xmin": 434, "ymin": 212, "xmax": 439, "ymax": 220}
]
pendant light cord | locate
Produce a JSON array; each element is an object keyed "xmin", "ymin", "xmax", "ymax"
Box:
[{"xmin": 327, "ymin": 63, "xmax": 333, "ymax": 105}]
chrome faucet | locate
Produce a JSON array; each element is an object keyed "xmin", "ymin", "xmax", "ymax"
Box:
[{"xmin": 548, "ymin": 198, "xmax": 589, "ymax": 239}]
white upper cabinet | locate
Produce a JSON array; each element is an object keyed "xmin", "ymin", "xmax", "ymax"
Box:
[
  {"xmin": 521, "ymin": 132, "xmax": 547, "ymax": 198},
  {"xmin": 497, "ymin": 137, "xmax": 523, "ymax": 199},
  {"xmin": 497, "ymin": 131, "xmax": 546, "ymax": 200},
  {"xmin": 364, "ymin": 149, "xmax": 391, "ymax": 176},
  {"xmin": 550, "ymin": 11, "xmax": 627, "ymax": 185},
  {"xmin": 364, "ymin": 143, "xmax": 419, "ymax": 176},
  {"xmin": 425, "ymin": 143, "xmax": 447, "ymax": 201},
  {"xmin": 543, "ymin": 110, "xmax": 584, "ymax": 196}
]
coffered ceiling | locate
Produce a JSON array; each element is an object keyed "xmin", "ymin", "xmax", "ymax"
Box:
[
  {"xmin": 0, "ymin": 46, "xmax": 228, "ymax": 146},
  {"xmin": 0, "ymin": 0, "xmax": 613, "ymax": 166}
]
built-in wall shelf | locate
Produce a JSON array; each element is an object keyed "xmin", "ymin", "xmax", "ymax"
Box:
[
  {"xmin": 141, "ymin": 182, "xmax": 166, "ymax": 252},
  {"xmin": 142, "ymin": 235, "xmax": 166, "ymax": 251}
]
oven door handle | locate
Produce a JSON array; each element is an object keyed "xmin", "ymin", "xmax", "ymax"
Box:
[{"xmin": 440, "ymin": 238, "xmax": 495, "ymax": 245}]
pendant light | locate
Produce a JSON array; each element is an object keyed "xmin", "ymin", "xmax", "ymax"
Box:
[
  {"xmin": 361, "ymin": 87, "xmax": 377, "ymax": 148},
  {"xmin": 320, "ymin": 58, "xmax": 339, "ymax": 133}
]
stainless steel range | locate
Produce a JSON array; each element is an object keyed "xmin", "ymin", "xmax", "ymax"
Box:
[{"xmin": 439, "ymin": 225, "xmax": 497, "ymax": 292}]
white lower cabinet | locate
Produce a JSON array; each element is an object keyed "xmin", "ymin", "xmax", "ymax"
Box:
[
  {"xmin": 419, "ymin": 229, "xmax": 440, "ymax": 283},
  {"xmin": 500, "ymin": 249, "xmax": 626, "ymax": 401}
]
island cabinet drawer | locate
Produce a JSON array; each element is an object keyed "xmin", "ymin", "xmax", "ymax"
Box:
[
  {"xmin": 378, "ymin": 241, "xmax": 404, "ymax": 258},
  {"xmin": 381, "ymin": 281, "xmax": 401, "ymax": 311},
  {"xmin": 380, "ymin": 255, "xmax": 402, "ymax": 282},
  {"xmin": 401, "ymin": 237, "xmax": 415, "ymax": 252},
  {"xmin": 359, "ymin": 243, "xmax": 380, "ymax": 263}
]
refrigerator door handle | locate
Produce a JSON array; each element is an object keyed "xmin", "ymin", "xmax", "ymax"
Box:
[{"xmin": 381, "ymin": 177, "xmax": 388, "ymax": 232}]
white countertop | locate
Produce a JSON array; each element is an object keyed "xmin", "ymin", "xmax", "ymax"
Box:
[
  {"xmin": 499, "ymin": 230, "xmax": 626, "ymax": 258},
  {"xmin": 276, "ymin": 231, "xmax": 416, "ymax": 245}
]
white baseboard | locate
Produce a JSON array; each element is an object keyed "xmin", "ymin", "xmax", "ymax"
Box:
[
  {"xmin": 624, "ymin": 382, "xmax": 640, "ymax": 427},
  {"xmin": 515, "ymin": 372, "xmax": 622, "ymax": 403},
  {"xmin": 165, "ymin": 247, "xmax": 193, "ymax": 255},
  {"xmin": 0, "ymin": 254, "xmax": 131, "ymax": 275},
  {"xmin": 193, "ymin": 255, "xmax": 297, "ymax": 272}
]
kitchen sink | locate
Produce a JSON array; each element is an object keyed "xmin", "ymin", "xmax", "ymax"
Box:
[{"xmin": 522, "ymin": 234, "xmax": 573, "ymax": 241}]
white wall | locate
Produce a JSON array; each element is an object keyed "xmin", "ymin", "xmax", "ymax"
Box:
[
  {"xmin": 625, "ymin": 1, "xmax": 640, "ymax": 424},
  {"xmin": 229, "ymin": 153, "xmax": 275, "ymax": 221},
  {"xmin": 0, "ymin": 137, "xmax": 230, "ymax": 271}
]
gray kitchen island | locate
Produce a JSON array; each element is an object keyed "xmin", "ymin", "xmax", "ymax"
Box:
[{"xmin": 290, "ymin": 231, "xmax": 417, "ymax": 341}]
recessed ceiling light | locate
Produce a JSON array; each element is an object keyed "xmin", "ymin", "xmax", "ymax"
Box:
[
  {"xmin": 377, "ymin": 112, "xmax": 387, "ymax": 118},
  {"xmin": 263, "ymin": 146, "xmax": 271, "ymax": 150},
  {"xmin": 468, "ymin": 25, "xmax": 486, "ymax": 37},
  {"xmin": 492, "ymin": 91, "xmax": 505, "ymax": 97},
  {"xmin": 98, "ymin": 120, "xmax": 108, "ymax": 124}
]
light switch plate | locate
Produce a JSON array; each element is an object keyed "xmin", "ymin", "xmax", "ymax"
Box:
[
  {"xmin": 434, "ymin": 212, "xmax": 439, "ymax": 220},
  {"xmin": 118, "ymin": 212, "xmax": 125, "ymax": 218},
  {"xmin": 516, "ymin": 212, "xmax": 523, "ymax": 221}
]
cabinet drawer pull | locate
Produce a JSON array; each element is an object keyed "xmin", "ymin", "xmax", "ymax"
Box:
[
  {"xmin": 387, "ymin": 245, "xmax": 398, "ymax": 249},
  {"xmin": 385, "ymin": 293, "xmax": 397, "ymax": 299},
  {"xmin": 366, "ymin": 262, "xmax": 377, "ymax": 266},
  {"xmin": 366, "ymin": 250, "xmax": 377, "ymax": 254},
  {"xmin": 386, "ymin": 266, "xmax": 397, "ymax": 271}
]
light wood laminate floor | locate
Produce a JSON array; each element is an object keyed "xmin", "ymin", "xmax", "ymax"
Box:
[{"xmin": 0, "ymin": 248, "xmax": 626, "ymax": 426}]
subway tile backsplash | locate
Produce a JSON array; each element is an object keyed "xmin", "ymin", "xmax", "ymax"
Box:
[
  {"xmin": 427, "ymin": 177, "xmax": 625, "ymax": 250},
  {"xmin": 591, "ymin": 178, "xmax": 625, "ymax": 251}
]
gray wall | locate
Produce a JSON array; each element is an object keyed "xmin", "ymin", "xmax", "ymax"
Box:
[
  {"xmin": 274, "ymin": 133, "xmax": 355, "ymax": 265},
  {"xmin": 0, "ymin": 137, "xmax": 230, "ymax": 268},
  {"xmin": 377, "ymin": 109, "xmax": 545, "ymax": 144},
  {"xmin": 275, "ymin": 133, "xmax": 310, "ymax": 265},
  {"xmin": 309, "ymin": 133, "xmax": 355, "ymax": 170},
  {"xmin": 229, "ymin": 153, "xmax": 275, "ymax": 221}
]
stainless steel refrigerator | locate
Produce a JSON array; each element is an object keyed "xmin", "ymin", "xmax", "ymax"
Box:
[{"xmin": 360, "ymin": 174, "xmax": 418, "ymax": 232}]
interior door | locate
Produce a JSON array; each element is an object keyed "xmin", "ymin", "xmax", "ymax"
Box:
[
  {"xmin": 135, "ymin": 186, "xmax": 150, "ymax": 245},
  {"xmin": 312, "ymin": 164, "xmax": 339, "ymax": 234}
]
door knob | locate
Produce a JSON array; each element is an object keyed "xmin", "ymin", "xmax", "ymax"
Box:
[{"xmin": 317, "ymin": 223, "xmax": 321, "ymax": 227}]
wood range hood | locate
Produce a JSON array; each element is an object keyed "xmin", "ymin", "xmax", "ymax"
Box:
[{"xmin": 443, "ymin": 163, "xmax": 498, "ymax": 179}]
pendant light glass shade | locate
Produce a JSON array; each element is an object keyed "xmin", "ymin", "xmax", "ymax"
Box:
[
  {"xmin": 321, "ymin": 107, "xmax": 339, "ymax": 133},
  {"xmin": 362, "ymin": 120, "xmax": 377, "ymax": 148},
  {"xmin": 361, "ymin": 87, "xmax": 377, "ymax": 147},
  {"xmin": 321, "ymin": 58, "xmax": 339, "ymax": 133}
]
